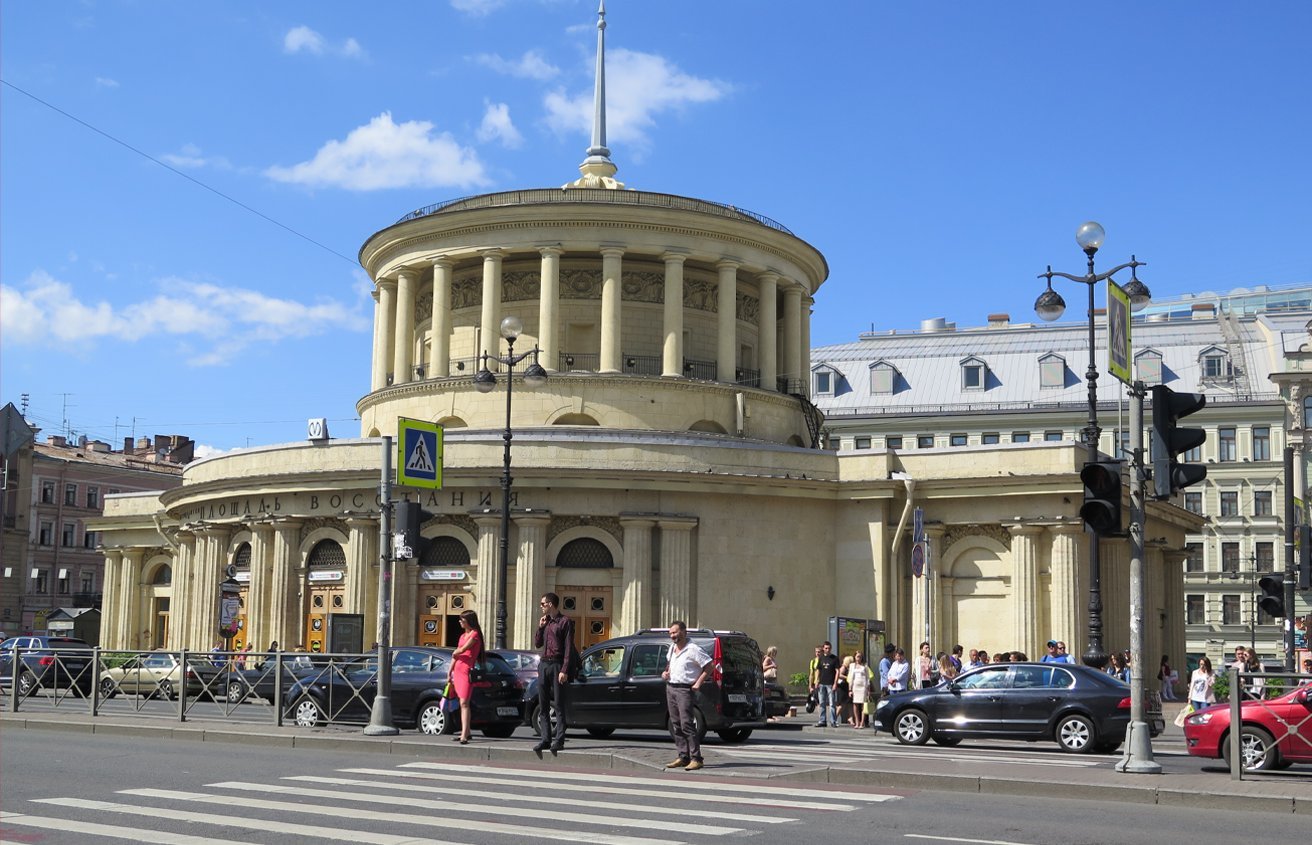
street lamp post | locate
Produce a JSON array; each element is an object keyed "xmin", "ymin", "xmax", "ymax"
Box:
[
  {"xmin": 474, "ymin": 315, "xmax": 548, "ymax": 649},
  {"xmin": 1035, "ymin": 221, "xmax": 1151, "ymax": 669}
]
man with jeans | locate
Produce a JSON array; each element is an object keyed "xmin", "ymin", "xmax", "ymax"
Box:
[
  {"xmin": 533, "ymin": 592, "xmax": 577, "ymax": 758},
  {"xmin": 811, "ymin": 641, "xmax": 840, "ymax": 727},
  {"xmin": 662, "ymin": 620, "xmax": 712, "ymax": 771}
]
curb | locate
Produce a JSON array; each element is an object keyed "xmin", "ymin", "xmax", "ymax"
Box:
[{"xmin": 1, "ymin": 715, "xmax": 1304, "ymax": 815}]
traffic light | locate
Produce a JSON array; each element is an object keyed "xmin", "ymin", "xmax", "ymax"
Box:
[
  {"xmin": 1080, "ymin": 460, "xmax": 1123, "ymax": 536},
  {"xmin": 1150, "ymin": 385, "xmax": 1208, "ymax": 500},
  {"xmin": 394, "ymin": 501, "xmax": 432, "ymax": 561},
  {"xmin": 1257, "ymin": 574, "xmax": 1286, "ymax": 619},
  {"xmin": 1300, "ymin": 525, "xmax": 1312, "ymax": 591}
]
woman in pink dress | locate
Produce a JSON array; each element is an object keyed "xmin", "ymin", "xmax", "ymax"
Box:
[{"xmin": 449, "ymin": 610, "xmax": 483, "ymax": 744}]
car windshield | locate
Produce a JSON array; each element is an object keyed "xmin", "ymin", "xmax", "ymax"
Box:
[{"xmin": 481, "ymin": 653, "xmax": 516, "ymax": 679}]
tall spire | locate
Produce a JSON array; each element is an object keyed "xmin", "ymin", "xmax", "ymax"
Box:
[{"xmin": 565, "ymin": 0, "xmax": 625, "ymax": 190}]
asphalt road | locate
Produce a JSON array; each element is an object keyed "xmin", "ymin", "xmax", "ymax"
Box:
[{"xmin": 2, "ymin": 729, "xmax": 1306, "ymax": 845}]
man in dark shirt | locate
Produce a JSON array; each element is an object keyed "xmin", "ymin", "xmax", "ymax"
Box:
[
  {"xmin": 533, "ymin": 591, "xmax": 577, "ymax": 757},
  {"xmin": 811, "ymin": 641, "xmax": 840, "ymax": 727}
]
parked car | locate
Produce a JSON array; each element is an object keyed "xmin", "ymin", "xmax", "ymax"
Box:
[
  {"xmin": 494, "ymin": 649, "xmax": 541, "ymax": 686},
  {"xmin": 99, "ymin": 652, "xmax": 224, "ymax": 700},
  {"xmin": 1183, "ymin": 684, "xmax": 1312, "ymax": 772},
  {"xmin": 875, "ymin": 662, "xmax": 1162, "ymax": 753},
  {"xmin": 217, "ymin": 657, "xmax": 331, "ymax": 704},
  {"xmin": 0, "ymin": 636, "xmax": 94, "ymax": 697},
  {"xmin": 764, "ymin": 679, "xmax": 791, "ymax": 719},
  {"xmin": 286, "ymin": 647, "xmax": 523, "ymax": 737},
  {"xmin": 531, "ymin": 628, "xmax": 765, "ymax": 744}
]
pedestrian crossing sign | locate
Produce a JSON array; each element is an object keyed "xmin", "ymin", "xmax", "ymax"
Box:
[{"xmin": 397, "ymin": 418, "xmax": 442, "ymax": 489}]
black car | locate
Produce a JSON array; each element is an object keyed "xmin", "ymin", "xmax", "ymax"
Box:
[
  {"xmin": 218, "ymin": 657, "xmax": 329, "ymax": 704},
  {"xmin": 0, "ymin": 636, "xmax": 94, "ymax": 697},
  {"xmin": 533, "ymin": 628, "xmax": 765, "ymax": 744},
  {"xmin": 875, "ymin": 661, "xmax": 1163, "ymax": 753},
  {"xmin": 764, "ymin": 679, "xmax": 791, "ymax": 719},
  {"xmin": 286, "ymin": 647, "xmax": 523, "ymax": 736}
]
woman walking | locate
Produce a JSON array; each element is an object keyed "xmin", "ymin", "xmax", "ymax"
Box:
[
  {"xmin": 1188, "ymin": 657, "xmax": 1216, "ymax": 711},
  {"xmin": 1158, "ymin": 655, "xmax": 1177, "ymax": 701},
  {"xmin": 847, "ymin": 652, "xmax": 872, "ymax": 728},
  {"xmin": 449, "ymin": 609, "xmax": 484, "ymax": 744}
]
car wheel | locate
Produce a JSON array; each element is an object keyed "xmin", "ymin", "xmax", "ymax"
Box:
[
  {"xmin": 931, "ymin": 736, "xmax": 962, "ymax": 747},
  {"xmin": 1054, "ymin": 714, "xmax": 1096, "ymax": 753},
  {"xmin": 1222, "ymin": 726, "xmax": 1278, "ymax": 772},
  {"xmin": 418, "ymin": 701, "xmax": 452, "ymax": 735},
  {"xmin": 99, "ymin": 678, "xmax": 118, "ymax": 699},
  {"xmin": 894, "ymin": 709, "xmax": 931, "ymax": 745},
  {"xmin": 716, "ymin": 728, "xmax": 753, "ymax": 744},
  {"xmin": 481, "ymin": 724, "xmax": 517, "ymax": 739},
  {"xmin": 226, "ymin": 680, "xmax": 247, "ymax": 704},
  {"xmin": 586, "ymin": 727, "xmax": 615, "ymax": 739},
  {"xmin": 292, "ymin": 696, "xmax": 325, "ymax": 728},
  {"xmin": 16, "ymin": 672, "xmax": 37, "ymax": 698},
  {"xmin": 156, "ymin": 680, "xmax": 175, "ymax": 701}
]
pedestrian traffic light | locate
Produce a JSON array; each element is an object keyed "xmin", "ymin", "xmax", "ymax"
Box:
[
  {"xmin": 1150, "ymin": 385, "xmax": 1208, "ymax": 500},
  {"xmin": 1080, "ymin": 460, "xmax": 1123, "ymax": 536},
  {"xmin": 394, "ymin": 501, "xmax": 432, "ymax": 561},
  {"xmin": 1257, "ymin": 574, "xmax": 1286, "ymax": 619},
  {"xmin": 1299, "ymin": 525, "xmax": 1312, "ymax": 591}
]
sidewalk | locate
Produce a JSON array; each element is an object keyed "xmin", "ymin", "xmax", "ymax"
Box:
[{"xmin": 2, "ymin": 704, "xmax": 1306, "ymax": 815}]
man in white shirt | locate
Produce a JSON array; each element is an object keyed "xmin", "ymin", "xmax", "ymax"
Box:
[
  {"xmin": 885, "ymin": 648, "xmax": 910, "ymax": 693},
  {"xmin": 661, "ymin": 620, "xmax": 713, "ymax": 771}
]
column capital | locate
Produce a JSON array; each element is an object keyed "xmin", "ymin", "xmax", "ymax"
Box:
[
  {"xmin": 716, "ymin": 258, "xmax": 742, "ymax": 271},
  {"xmin": 782, "ymin": 279, "xmax": 805, "ymax": 294},
  {"xmin": 122, "ymin": 547, "xmax": 146, "ymax": 563},
  {"xmin": 660, "ymin": 250, "xmax": 688, "ymax": 265},
  {"xmin": 757, "ymin": 270, "xmax": 780, "ymax": 284},
  {"xmin": 103, "ymin": 548, "xmax": 126, "ymax": 563},
  {"xmin": 430, "ymin": 256, "xmax": 455, "ymax": 269},
  {"xmin": 657, "ymin": 516, "xmax": 698, "ymax": 532},
  {"xmin": 1048, "ymin": 519, "xmax": 1086, "ymax": 538},
  {"xmin": 537, "ymin": 245, "xmax": 565, "ymax": 257},
  {"xmin": 343, "ymin": 515, "xmax": 377, "ymax": 530},
  {"xmin": 1006, "ymin": 523, "xmax": 1046, "ymax": 538},
  {"xmin": 472, "ymin": 512, "xmax": 503, "ymax": 530},
  {"xmin": 480, "ymin": 247, "xmax": 507, "ymax": 258},
  {"xmin": 600, "ymin": 245, "xmax": 626, "ymax": 258},
  {"xmin": 396, "ymin": 267, "xmax": 418, "ymax": 280},
  {"xmin": 512, "ymin": 512, "xmax": 552, "ymax": 527},
  {"xmin": 377, "ymin": 276, "xmax": 398, "ymax": 290},
  {"xmin": 619, "ymin": 515, "xmax": 657, "ymax": 530}
]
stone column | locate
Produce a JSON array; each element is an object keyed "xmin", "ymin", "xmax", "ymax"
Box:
[
  {"xmin": 801, "ymin": 296, "xmax": 814, "ymax": 379},
  {"xmin": 480, "ymin": 249, "xmax": 505, "ymax": 370},
  {"xmin": 101, "ymin": 550, "xmax": 123, "ymax": 650},
  {"xmin": 512, "ymin": 514, "xmax": 551, "ymax": 649},
  {"xmin": 169, "ymin": 531, "xmax": 194, "ymax": 650},
  {"xmin": 1160, "ymin": 548, "xmax": 1188, "ymax": 680},
  {"xmin": 431, "ymin": 258, "xmax": 453, "ymax": 377},
  {"xmin": 758, "ymin": 272, "xmax": 778, "ymax": 388},
  {"xmin": 377, "ymin": 278, "xmax": 397, "ymax": 386},
  {"xmin": 393, "ymin": 269, "xmax": 416, "ymax": 384},
  {"xmin": 599, "ymin": 246, "xmax": 625, "ymax": 373},
  {"xmin": 661, "ymin": 252, "xmax": 686, "ymax": 378},
  {"xmin": 268, "ymin": 520, "xmax": 301, "ymax": 650},
  {"xmin": 344, "ymin": 517, "xmax": 376, "ymax": 615},
  {"xmin": 473, "ymin": 514, "xmax": 502, "ymax": 637},
  {"xmin": 246, "ymin": 522, "xmax": 274, "ymax": 652},
  {"xmin": 538, "ymin": 248, "xmax": 562, "ymax": 372},
  {"xmin": 936, "ymin": 576, "xmax": 956, "ymax": 653},
  {"xmin": 370, "ymin": 290, "xmax": 385, "ymax": 391},
  {"xmin": 120, "ymin": 548, "xmax": 144, "ymax": 649},
  {"xmin": 1295, "ymin": 441, "xmax": 1307, "ymax": 512},
  {"xmin": 716, "ymin": 260, "xmax": 739, "ymax": 382},
  {"xmin": 1009, "ymin": 524, "xmax": 1044, "ymax": 658},
  {"xmin": 658, "ymin": 518, "xmax": 696, "ymax": 626},
  {"xmin": 193, "ymin": 527, "xmax": 229, "ymax": 649},
  {"xmin": 782, "ymin": 283, "xmax": 802, "ymax": 392},
  {"xmin": 619, "ymin": 517, "xmax": 655, "ymax": 635},
  {"xmin": 1049, "ymin": 523, "xmax": 1085, "ymax": 659}
]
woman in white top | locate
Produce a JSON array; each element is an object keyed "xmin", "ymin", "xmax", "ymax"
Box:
[
  {"xmin": 847, "ymin": 652, "xmax": 872, "ymax": 727},
  {"xmin": 1188, "ymin": 657, "xmax": 1216, "ymax": 711}
]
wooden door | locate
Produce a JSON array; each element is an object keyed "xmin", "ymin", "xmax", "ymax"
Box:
[{"xmin": 557, "ymin": 586, "xmax": 613, "ymax": 648}]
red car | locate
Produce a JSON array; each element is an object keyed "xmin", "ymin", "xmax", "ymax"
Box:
[{"xmin": 1183, "ymin": 684, "xmax": 1312, "ymax": 771}]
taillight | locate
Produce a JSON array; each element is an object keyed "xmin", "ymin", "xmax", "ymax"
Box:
[
  {"xmin": 186, "ymin": 668, "xmax": 198, "ymax": 680},
  {"xmin": 472, "ymin": 680, "xmax": 492, "ymax": 689},
  {"xmin": 711, "ymin": 638, "xmax": 723, "ymax": 686},
  {"xmin": 38, "ymin": 656, "xmax": 54, "ymax": 666},
  {"xmin": 1117, "ymin": 697, "xmax": 1132, "ymax": 709}
]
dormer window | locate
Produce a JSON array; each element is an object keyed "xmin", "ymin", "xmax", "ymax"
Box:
[
  {"xmin": 869, "ymin": 360, "xmax": 899, "ymax": 395},
  {"xmin": 812, "ymin": 364, "xmax": 841, "ymax": 397},
  {"xmin": 1038, "ymin": 353, "xmax": 1065, "ymax": 390},
  {"xmin": 1135, "ymin": 349, "xmax": 1163, "ymax": 385},
  {"xmin": 1199, "ymin": 346, "xmax": 1231, "ymax": 381},
  {"xmin": 960, "ymin": 356, "xmax": 988, "ymax": 391}
]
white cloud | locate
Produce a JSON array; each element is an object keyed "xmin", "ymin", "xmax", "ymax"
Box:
[
  {"xmin": 265, "ymin": 112, "xmax": 488, "ymax": 191},
  {"xmin": 161, "ymin": 143, "xmax": 232, "ymax": 170},
  {"xmin": 477, "ymin": 102, "xmax": 523, "ymax": 148},
  {"xmin": 0, "ymin": 270, "xmax": 368, "ymax": 365},
  {"xmin": 473, "ymin": 50, "xmax": 559, "ymax": 80},
  {"xmin": 192, "ymin": 444, "xmax": 231, "ymax": 460},
  {"xmin": 94, "ymin": 77, "xmax": 119, "ymax": 89},
  {"xmin": 283, "ymin": 25, "xmax": 365, "ymax": 59},
  {"xmin": 544, "ymin": 48, "xmax": 730, "ymax": 152},
  {"xmin": 451, "ymin": 0, "xmax": 505, "ymax": 16}
]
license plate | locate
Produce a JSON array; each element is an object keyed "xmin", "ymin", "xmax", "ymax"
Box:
[
  {"xmin": 728, "ymin": 693, "xmax": 747, "ymax": 703},
  {"xmin": 497, "ymin": 706, "xmax": 519, "ymax": 716}
]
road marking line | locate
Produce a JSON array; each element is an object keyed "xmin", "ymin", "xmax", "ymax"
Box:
[
  {"xmin": 713, "ymin": 747, "xmax": 1098, "ymax": 769},
  {"xmin": 119, "ymin": 789, "xmax": 674, "ymax": 845},
  {"xmin": 204, "ymin": 779, "xmax": 742, "ymax": 836},
  {"xmin": 289, "ymin": 774, "xmax": 796, "ymax": 824},
  {"xmin": 341, "ymin": 766, "xmax": 862, "ymax": 811},
  {"xmin": 1, "ymin": 809, "xmax": 249, "ymax": 845},
  {"xmin": 401, "ymin": 761, "xmax": 900, "ymax": 802},
  {"xmin": 905, "ymin": 835, "xmax": 1035, "ymax": 845}
]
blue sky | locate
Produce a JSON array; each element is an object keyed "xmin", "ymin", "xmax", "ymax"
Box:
[{"xmin": 3, "ymin": 1, "xmax": 1309, "ymax": 454}]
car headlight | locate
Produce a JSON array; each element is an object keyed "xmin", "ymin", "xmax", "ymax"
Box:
[
  {"xmin": 1185, "ymin": 711, "xmax": 1214, "ymax": 725},
  {"xmin": 875, "ymin": 699, "xmax": 889, "ymax": 712}
]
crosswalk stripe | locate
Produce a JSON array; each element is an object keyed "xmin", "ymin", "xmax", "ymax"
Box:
[
  {"xmin": 402, "ymin": 761, "xmax": 899, "ymax": 803},
  {"xmin": 119, "ymin": 788, "xmax": 686, "ymax": 845},
  {"xmin": 339, "ymin": 766, "xmax": 862, "ymax": 812},
  {"xmin": 289, "ymin": 774, "xmax": 797, "ymax": 824},
  {"xmin": 1, "ymin": 809, "xmax": 249, "ymax": 845},
  {"xmin": 205, "ymin": 780, "xmax": 744, "ymax": 836},
  {"xmin": 715, "ymin": 746, "xmax": 1099, "ymax": 769}
]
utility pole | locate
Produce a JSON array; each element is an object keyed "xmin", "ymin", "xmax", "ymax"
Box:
[{"xmin": 364, "ymin": 436, "xmax": 398, "ymax": 736}]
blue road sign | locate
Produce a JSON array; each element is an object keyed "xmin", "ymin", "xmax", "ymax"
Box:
[{"xmin": 397, "ymin": 418, "xmax": 442, "ymax": 489}]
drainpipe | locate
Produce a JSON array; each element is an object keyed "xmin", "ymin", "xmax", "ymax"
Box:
[{"xmin": 888, "ymin": 472, "xmax": 916, "ymax": 640}]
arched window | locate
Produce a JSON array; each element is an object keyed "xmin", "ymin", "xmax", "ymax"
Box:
[
  {"xmin": 420, "ymin": 536, "xmax": 471, "ymax": 567},
  {"xmin": 556, "ymin": 538, "xmax": 614, "ymax": 569},
  {"xmin": 231, "ymin": 542, "xmax": 251, "ymax": 571},
  {"xmin": 553, "ymin": 413, "xmax": 600, "ymax": 426},
  {"xmin": 152, "ymin": 564, "xmax": 172, "ymax": 585},
  {"xmin": 307, "ymin": 540, "xmax": 346, "ymax": 569}
]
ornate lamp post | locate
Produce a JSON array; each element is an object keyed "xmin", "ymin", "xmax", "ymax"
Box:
[
  {"xmin": 474, "ymin": 315, "xmax": 548, "ymax": 649},
  {"xmin": 1035, "ymin": 221, "xmax": 1151, "ymax": 669}
]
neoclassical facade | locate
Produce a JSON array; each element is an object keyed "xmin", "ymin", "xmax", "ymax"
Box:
[{"xmin": 91, "ymin": 8, "xmax": 1201, "ymax": 672}]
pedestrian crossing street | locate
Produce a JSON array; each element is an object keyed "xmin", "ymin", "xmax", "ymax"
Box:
[{"xmin": 0, "ymin": 759, "xmax": 903, "ymax": 845}]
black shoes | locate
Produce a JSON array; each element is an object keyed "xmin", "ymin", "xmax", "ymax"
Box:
[
  {"xmin": 532, "ymin": 742, "xmax": 547, "ymax": 759},
  {"xmin": 550, "ymin": 743, "xmax": 564, "ymax": 756}
]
